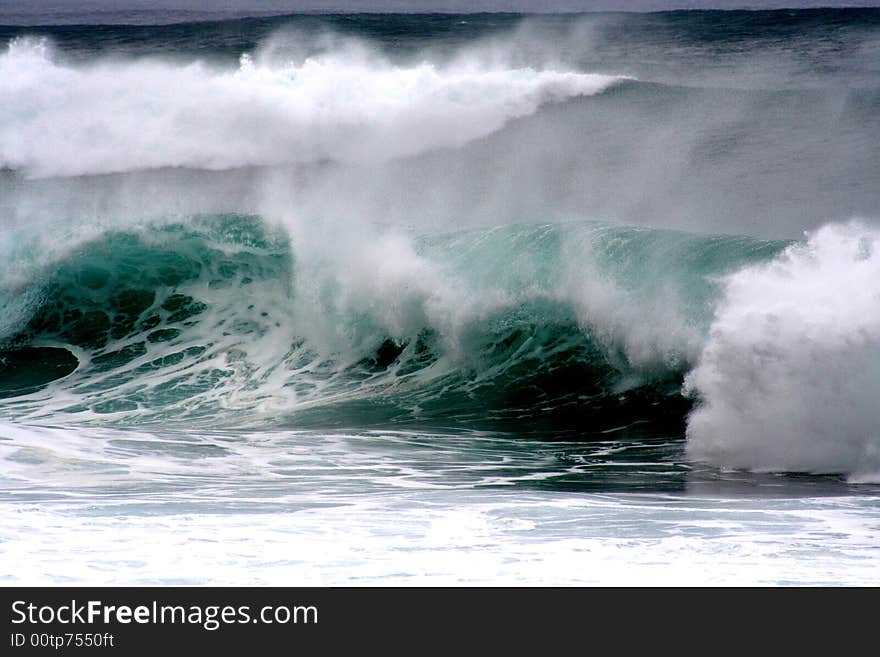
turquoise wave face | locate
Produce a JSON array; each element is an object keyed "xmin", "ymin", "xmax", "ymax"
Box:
[{"xmin": 0, "ymin": 214, "xmax": 786, "ymax": 436}]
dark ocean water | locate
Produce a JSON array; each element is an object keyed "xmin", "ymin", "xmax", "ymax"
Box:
[{"xmin": 1, "ymin": 6, "xmax": 879, "ymax": 585}]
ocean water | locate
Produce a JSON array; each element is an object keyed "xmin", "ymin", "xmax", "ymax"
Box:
[{"xmin": 2, "ymin": 6, "xmax": 880, "ymax": 585}]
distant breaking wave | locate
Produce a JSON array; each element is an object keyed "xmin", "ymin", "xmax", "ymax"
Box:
[{"xmin": 0, "ymin": 37, "xmax": 624, "ymax": 178}]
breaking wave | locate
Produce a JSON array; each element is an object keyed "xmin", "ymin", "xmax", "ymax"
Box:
[{"xmin": 2, "ymin": 12, "xmax": 880, "ymax": 482}]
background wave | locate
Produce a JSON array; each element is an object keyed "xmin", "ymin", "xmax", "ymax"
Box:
[{"xmin": 0, "ymin": 36, "xmax": 623, "ymax": 177}]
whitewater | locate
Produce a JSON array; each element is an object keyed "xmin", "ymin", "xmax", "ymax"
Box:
[{"xmin": 1, "ymin": 8, "xmax": 880, "ymax": 585}]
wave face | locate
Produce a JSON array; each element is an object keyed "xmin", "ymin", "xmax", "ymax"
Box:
[
  {"xmin": 2, "ymin": 9, "xmax": 880, "ymax": 480},
  {"xmin": 0, "ymin": 216, "xmax": 784, "ymax": 434}
]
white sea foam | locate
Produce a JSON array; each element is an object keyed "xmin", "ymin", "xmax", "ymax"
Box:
[
  {"xmin": 686, "ymin": 221, "xmax": 880, "ymax": 481},
  {"xmin": 2, "ymin": 424, "xmax": 878, "ymax": 586}
]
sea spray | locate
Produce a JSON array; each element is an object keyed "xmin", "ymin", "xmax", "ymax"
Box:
[{"xmin": 685, "ymin": 222, "xmax": 880, "ymax": 481}]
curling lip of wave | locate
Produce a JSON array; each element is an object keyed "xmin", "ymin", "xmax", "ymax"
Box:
[{"xmin": 0, "ymin": 37, "xmax": 626, "ymax": 178}]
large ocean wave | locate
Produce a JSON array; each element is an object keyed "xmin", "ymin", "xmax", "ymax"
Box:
[
  {"xmin": 2, "ymin": 214, "xmax": 878, "ymax": 482},
  {"xmin": 2, "ymin": 13, "xmax": 879, "ymax": 482},
  {"xmin": 0, "ymin": 215, "xmax": 778, "ymax": 429}
]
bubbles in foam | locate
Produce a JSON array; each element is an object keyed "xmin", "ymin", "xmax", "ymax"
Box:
[{"xmin": 685, "ymin": 221, "xmax": 880, "ymax": 481}]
